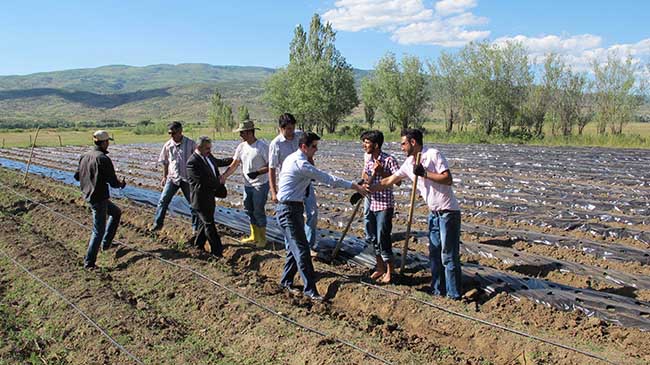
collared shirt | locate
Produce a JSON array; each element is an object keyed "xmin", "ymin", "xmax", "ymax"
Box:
[
  {"xmin": 201, "ymin": 153, "xmax": 216, "ymax": 177},
  {"xmin": 268, "ymin": 130, "xmax": 304, "ymax": 169},
  {"xmin": 158, "ymin": 136, "xmax": 196, "ymax": 184},
  {"xmin": 364, "ymin": 151, "xmax": 399, "ymax": 212},
  {"xmin": 277, "ymin": 150, "xmax": 353, "ymax": 202},
  {"xmin": 233, "ymin": 139, "xmax": 269, "ymax": 187},
  {"xmin": 394, "ymin": 147, "xmax": 460, "ymax": 212}
]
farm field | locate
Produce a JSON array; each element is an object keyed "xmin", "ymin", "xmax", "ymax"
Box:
[{"xmin": 0, "ymin": 140, "xmax": 649, "ymax": 364}]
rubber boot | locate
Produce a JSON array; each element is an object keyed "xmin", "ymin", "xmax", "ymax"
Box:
[
  {"xmin": 256, "ymin": 226, "xmax": 267, "ymax": 248},
  {"xmin": 241, "ymin": 224, "xmax": 257, "ymax": 244}
]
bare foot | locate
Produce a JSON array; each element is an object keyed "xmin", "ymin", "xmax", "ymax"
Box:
[
  {"xmin": 378, "ymin": 273, "xmax": 391, "ymax": 284},
  {"xmin": 370, "ymin": 270, "xmax": 385, "ymax": 280}
]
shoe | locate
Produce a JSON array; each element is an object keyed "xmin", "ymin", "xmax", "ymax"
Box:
[
  {"xmin": 304, "ymin": 292, "xmax": 325, "ymax": 302},
  {"xmin": 83, "ymin": 264, "xmax": 98, "ymax": 271},
  {"xmin": 256, "ymin": 226, "xmax": 267, "ymax": 248},
  {"xmin": 149, "ymin": 224, "xmax": 162, "ymax": 232},
  {"xmin": 280, "ymin": 284, "xmax": 301, "ymax": 296},
  {"xmin": 241, "ymin": 224, "xmax": 257, "ymax": 244},
  {"xmin": 101, "ymin": 243, "xmax": 114, "ymax": 251}
]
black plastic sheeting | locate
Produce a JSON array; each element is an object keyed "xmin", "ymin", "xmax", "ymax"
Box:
[
  {"xmin": 0, "ymin": 141, "xmax": 650, "ymax": 264},
  {"xmin": 2, "ymin": 156, "xmax": 650, "ymax": 332}
]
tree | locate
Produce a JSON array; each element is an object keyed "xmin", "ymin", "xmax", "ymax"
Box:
[
  {"xmin": 429, "ymin": 51, "xmax": 465, "ymax": 133},
  {"xmin": 360, "ymin": 77, "xmax": 379, "ymax": 127},
  {"xmin": 460, "ymin": 41, "xmax": 532, "ymax": 135},
  {"xmin": 362, "ymin": 53, "xmax": 429, "ymax": 132},
  {"xmin": 237, "ymin": 105, "xmax": 250, "ymax": 121},
  {"xmin": 209, "ymin": 90, "xmax": 226, "ymax": 133},
  {"xmin": 592, "ymin": 53, "xmax": 643, "ymax": 135},
  {"xmin": 264, "ymin": 14, "xmax": 358, "ymax": 134}
]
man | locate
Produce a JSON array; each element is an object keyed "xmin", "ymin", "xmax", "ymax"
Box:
[
  {"xmin": 151, "ymin": 121, "xmax": 198, "ymax": 232},
  {"xmin": 371, "ymin": 129, "xmax": 462, "ymax": 300},
  {"xmin": 268, "ymin": 113, "xmax": 318, "ymax": 254},
  {"xmin": 220, "ymin": 120, "xmax": 269, "ymax": 247},
  {"xmin": 277, "ymin": 132, "xmax": 369, "ymax": 301},
  {"xmin": 360, "ymin": 130, "xmax": 399, "ymax": 284},
  {"xmin": 74, "ymin": 130, "xmax": 126, "ymax": 269},
  {"xmin": 186, "ymin": 136, "xmax": 230, "ymax": 257}
]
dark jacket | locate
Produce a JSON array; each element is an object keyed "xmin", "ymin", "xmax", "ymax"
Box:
[
  {"xmin": 186, "ymin": 152, "xmax": 229, "ymax": 211},
  {"xmin": 74, "ymin": 146, "xmax": 122, "ymax": 204}
]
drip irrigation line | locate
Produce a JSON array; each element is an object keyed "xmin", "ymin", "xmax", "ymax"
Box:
[
  {"xmin": 0, "ymin": 248, "xmax": 144, "ymax": 365},
  {"xmin": 0, "ymin": 182, "xmax": 393, "ymax": 365}
]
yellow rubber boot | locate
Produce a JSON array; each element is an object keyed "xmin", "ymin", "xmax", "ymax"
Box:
[
  {"xmin": 241, "ymin": 224, "xmax": 257, "ymax": 244},
  {"xmin": 256, "ymin": 226, "xmax": 267, "ymax": 247}
]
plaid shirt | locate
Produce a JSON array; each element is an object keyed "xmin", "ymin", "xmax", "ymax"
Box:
[{"xmin": 365, "ymin": 151, "xmax": 399, "ymax": 212}]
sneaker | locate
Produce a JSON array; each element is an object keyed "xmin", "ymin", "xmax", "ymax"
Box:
[
  {"xmin": 83, "ymin": 264, "xmax": 98, "ymax": 271},
  {"xmin": 101, "ymin": 243, "xmax": 113, "ymax": 251},
  {"xmin": 149, "ymin": 224, "xmax": 162, "ymax": 232},
  {"xmin": 304, "ymin": 292, "xmax": 325, "ymax": 302},
  {"xmin": 280, "ymin": 284, "xmax": 301, "ymax": 296}
]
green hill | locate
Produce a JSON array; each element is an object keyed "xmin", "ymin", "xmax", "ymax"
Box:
[{"xmin": 0, "ymin": 64, "xmax": 370, "ymax": 125}]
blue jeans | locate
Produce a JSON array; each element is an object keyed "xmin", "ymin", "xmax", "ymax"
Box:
[
  {"xmin": 364, "ymin": 207, "xmax": 394, "ymax": 262},
  {"xmin": 304, "ymin": 184, "xmax": 318, "ymax": 249},
  {"xmin": 277, "ymin": 203, "xmax": 318, "ymax": 296},
  {"xmin": 243, "ymin": 182, "xmax": 269, "ymax": 227},
  {"xmin": 428, "ymin": 210, "xmax": 462, "ymax": 299},
  {"xmin": 153, "ymin": 180, "xmax": 198, "ymax": 231},
  {"xmin": 85, "ymin": 199, "xmax": 121, "ymax": 267}
]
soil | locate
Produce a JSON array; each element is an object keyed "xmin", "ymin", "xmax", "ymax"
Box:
[{"xmin": 1, "ymin": 165, "xmax": 649, "ymax": 364}]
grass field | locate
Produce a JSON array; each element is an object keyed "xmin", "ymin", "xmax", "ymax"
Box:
[{"xmin": 1, "ymin": 120, "xmax": 649, "ymax": 149}]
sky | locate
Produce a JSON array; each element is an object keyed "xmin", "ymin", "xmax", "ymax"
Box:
[{"xmin": 1, "ymin": 0, "xmax": 648, "ymax": 76}]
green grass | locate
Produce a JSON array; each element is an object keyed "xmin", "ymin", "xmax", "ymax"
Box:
[{"xmin": 1, "ymin": 119, "xmax": 649, "ymax": 149}]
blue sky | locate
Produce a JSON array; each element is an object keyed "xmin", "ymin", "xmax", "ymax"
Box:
[{"xmin": 1, "ymin": 0, "xmax": 648, "ymax": 75}]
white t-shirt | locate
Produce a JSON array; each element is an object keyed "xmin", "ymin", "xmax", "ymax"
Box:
[
  {"xmin": 395, "ymin": 147, "xmax": 460, "ymax": 212},
  {"xmin": 234, "ymin": 139, "xmax": 269, "ymax": 187}
]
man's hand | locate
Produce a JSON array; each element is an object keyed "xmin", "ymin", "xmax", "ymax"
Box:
[
  {"xmin": 372, "ymin": 160, "xmax": 384, "ymax": 177},
  {"xmin": 271, "ymin": 192, "xmax": 278, "ymax": 203},
  {"xmin": 160, "ymin": 177, "xmax": 167, "ymax": 187},
  {"xmin": 247, "ymin": 171, "xmax": 260, "ymax": 179},
  {"xmin": 219, "ymin": 175, "xmax": 227, "ymax": 185},
  {"xmin": 413, "ymin": 163, "xmax": 426, "ymax": 178},
  {"xmin": 352, "ymin": 182, "xmax": 370, "ymax": 197},
  {"xmin": 120, "ymin": 177, "xmax": 127, "ymax": 189}
]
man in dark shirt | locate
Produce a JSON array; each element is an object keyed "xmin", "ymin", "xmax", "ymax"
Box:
[{"xmin": 74, "ymin": 130, "xmax": 126, "ymax": 269}]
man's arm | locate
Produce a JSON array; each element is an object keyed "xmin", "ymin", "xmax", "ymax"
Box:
[
  {"xmin": 269, "ymin": 167, "xmax": 279, "ymax": 202},
  {"xmin": 220, "ymin": 159, "xmax": 240, "ymax": 184},
  {"xmin": 370, "ymin": 174, "xmax": 404, "ymax": 192},
  {"xmin": 422, "ymin": 169, "xmax": 453, "ymax": 185},
  {"xmin": 100, "ymin": 156, "xmax": 125, "ymax": 189}
]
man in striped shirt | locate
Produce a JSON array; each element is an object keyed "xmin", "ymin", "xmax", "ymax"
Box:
[{"xmin": 360, "ymin": 130, "xmax": 399, "ymax": 283}]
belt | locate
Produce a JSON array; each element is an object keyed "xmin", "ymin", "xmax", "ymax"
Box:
[
  {"xmin": 431, "ymin": 209, "xmax": 458, "ymax": 216},
  {"xmin": 279, "ymin": 201, "xmax": 304, "ymax": 207}
]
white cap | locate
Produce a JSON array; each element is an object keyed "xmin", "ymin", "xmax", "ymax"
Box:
[{"xmin": 93, "ymin": 130, "xmax": 113, "ymax": 142}]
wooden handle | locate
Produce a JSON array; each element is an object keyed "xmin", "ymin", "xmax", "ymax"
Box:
[
  {"xmin": 400, "ymin": 152, "xmax": 421, "ymax": 273},
  {"xmin": 23, "ymin": 127, "xmax": 41, "ymax": 185},
  {"xmin": 331, "ymin": 198, "xmax": 363, "ymax": 260}
]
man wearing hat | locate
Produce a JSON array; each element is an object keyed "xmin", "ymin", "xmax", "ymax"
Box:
[
  {"xmin": 150, "ymin": 121, "xmax": 200, "ymax": 232},
  {"xmin": 74, "ymin": 130, "xmax": 126, "ymax": 269},
  {"xmin": 220, "ymin": 120, "xmax": 270, "ymax": 247}
]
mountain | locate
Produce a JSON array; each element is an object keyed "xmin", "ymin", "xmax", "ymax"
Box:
[{"xmin": 0, "ymin": 64, "xmax": 370, "ymax": 125}]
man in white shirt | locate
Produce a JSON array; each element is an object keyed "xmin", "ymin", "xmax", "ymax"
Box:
[
  {"xmin": 276, "ymin": 132, "xmax": 368, "ymax": 301},
  {"xmin": 371, "ymin": 128, "xmax": 462, "ymax": 300},
  {"xmin": 268, "ymin": 113, "xmax": 318, "ymax": 255},
  {"xmin": 220, "ymin": 120, "xmax": 270, "ymax": 247}
]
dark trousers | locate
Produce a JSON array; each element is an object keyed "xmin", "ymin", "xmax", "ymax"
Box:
[
  {"xmin": 276, "ymin": 203, "xmax": 318, "ymax": 296},
  {"xmin": 194, "ymin": 205, "xmax": 223, "ymax": 256},
  {"xmin": 85, "ymin": 199, "xmax": 121, "ymax": 267}
]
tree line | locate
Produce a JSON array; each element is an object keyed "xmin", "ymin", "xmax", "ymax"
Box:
[{"xmin": 259, "ymin": 14, "xmax": 649, "ymax": 138}]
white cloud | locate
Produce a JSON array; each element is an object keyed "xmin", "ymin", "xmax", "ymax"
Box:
[
  {"xmin": 322, "ymin": 0, "xmax": 489, "ymax": 47},
  {"xmin": 495, "ymin": 34, "xmax": 650, "ymax": 72},
  {"xmin": 434, "ymin": 0, "xmax": 477, "ymax": 16},
  {"xmin": 321, "ymin": 0, "xmax": 433, "ymax": 32}
]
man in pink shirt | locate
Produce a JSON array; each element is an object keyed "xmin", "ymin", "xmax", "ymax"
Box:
[{"xmin": 371, "ymin": 128, "xmax": 462, "ymax": 300}]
